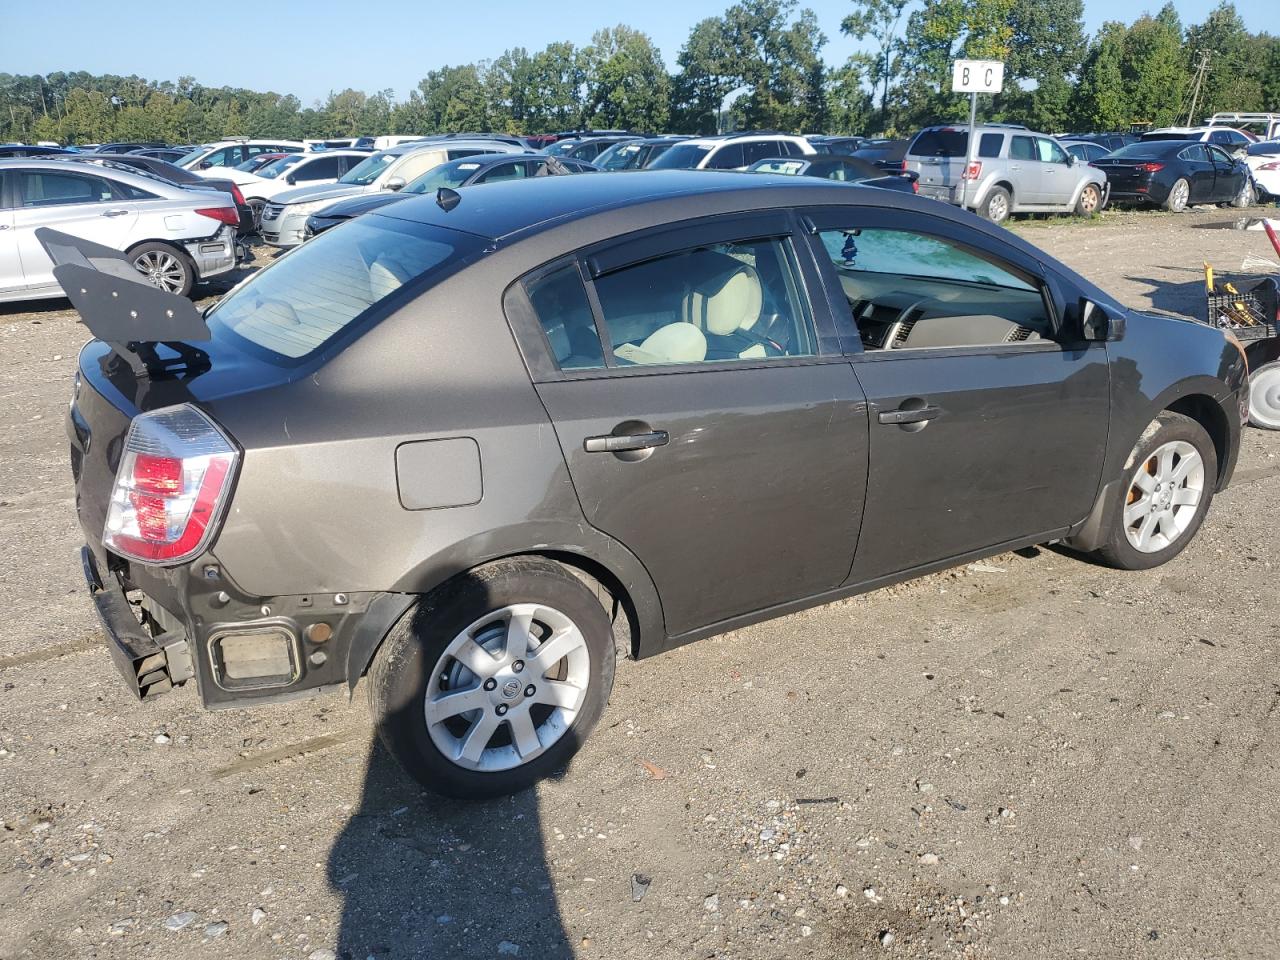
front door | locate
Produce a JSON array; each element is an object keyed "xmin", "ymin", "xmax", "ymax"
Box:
[
  {"xmin": 1206, "ymin": 145, "xmax": 1244, "ymax": 202},
  {"xmin": 802, "ymin": 208, "xmax": 1110, "ymax": 585},
  {"xmin": 1035, "ymin": 136, "xmax": 1073, "ymax": 206},
  {"xmin": 1180, "ymin": 145, "xmax": 1217, "ymax": 202},
  {"xmin": 11, "ymin": 169, "xmax": 138, "ymax": 292},
  {"xmin": 0, "ymin": 184, "xmax": 21, "ymax": 297},
  {"xmin": 514, "ymin": 218, "xmax": 869, "ymax": 637}
]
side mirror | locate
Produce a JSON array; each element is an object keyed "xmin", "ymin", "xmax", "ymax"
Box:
[
  {"xmin": 384, "ymin": 176, "xmax": 406, "ymax": 191},
  {"xmin": 198, "ymin": 160, "xmax": 213, "ymax": 170},
  {"xmin": 286, "ymin": 173, "xmax": 297, "ymax": 185},
  {"xmin": 1081, "ymin": 298, "xmax": 1126, "ymax": 342},
  {"xmin": 1068, "ymin": 154, "xmax": 1079, "ymax": 166}
]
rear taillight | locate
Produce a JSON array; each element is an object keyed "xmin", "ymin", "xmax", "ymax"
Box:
[
  {"xmin": 104, "ymin": 404, "xmax": 239, "ymax": 565},
  {"xmin": 1136, "ymin": 162, "xmax": 1164, "ymax": 173},
  {"xmin": 1260, "ymin": 161, "xmax": 1280, "ymax": 172},
  {"xmin": 195, "ymin": 206, "xmax": 240, "ymax": 226},
  {"xmin": 229, "ymin": 183, "xmax": 246, "ymax": 206},
  {"xmin": 963, "ymin": 160, "xmax": 982, "ymax": 180}
]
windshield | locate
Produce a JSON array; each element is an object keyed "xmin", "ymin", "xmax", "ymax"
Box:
[
  {"xmin": 404, "ymin": 160, "xmax": 481, "ymax": 194},
  {"xmin": 544, "ymin": 140, "xmax": 579, "ymax": 157},
  {"xmin": 341, "ymin": 152, "xmax": 396, "ymax": 186},
  {"xmin": 648, "ymin": 143, "xmax": 714, "ymax": 169},
  {"xmin": 176, "ymin": 145, "xmax": 212, "ymax": 167},
  {"xmin": 596, "ymin": 142, "xmax": 644, "ymax": 170},
  {"xmin": 208, "ymin": 218, "xmax": 483, "ymax": 360},
  {"xmin": 910, "ymin": 129, "xmax": 968, "ymax": 157},
  {"xmin": 750, "ymin": 159, "xmax": 805, "ymax": 175},
  {"xmin": 257, "ymin": 155, "xmax": 305, "ymax": 179}
]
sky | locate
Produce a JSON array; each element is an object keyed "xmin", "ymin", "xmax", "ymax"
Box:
[{"xmin": 0, "ymin": 0, "xmax": 1272, "ymax": 106}]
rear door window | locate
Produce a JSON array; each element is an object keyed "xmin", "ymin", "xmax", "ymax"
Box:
[
  {"xmin": 743, "ymin": 140, "xmax": 785, "ymax": 165},
  {"xmin": 524, "ymin": 265, "xmax": 605, "ymax": 370},
  {"xmin": 295, "ymin": 155, "xmax": 344, "ymax": 181},
  {"xmin": 17, "ymin": 171, "xmax": 114, "ymax": 206},
  {"xmin": 706, "ymin": 143, "xmax": 746, "ymax": 169},
  {"xmin": 1010, "ymin": 137, "xmax": 1036, "ymax": 161}
]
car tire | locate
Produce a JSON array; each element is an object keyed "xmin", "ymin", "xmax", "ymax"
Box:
[
  {"xmin": 368, "ymin": 557, "xmax": 616, "ymax": 799},
  {"xmin": 129, "ymin": 242, "xmax": 195, "ymax": 298},
  {"xmin": 1247, "ymin": 361, "xmax": 1280, "ymax": 430},
  {"xmin": 1075, "ymin": 183, "xmax": 1102, "ymax": 217},
  {"xmin": 1230, "ymin": 178, "xmax": 1256, "ymax": 208},
  {"xmin": 247, "ymin": 199, "xmax": 267, "ymax": 231},
  {"xmin": 979, "ymin": 186, "xmax": 1011, "ymax": 224},
  {"xmin": 1163, "ymin": 178, "xmax": 1190, "ymax": 212},
  {"xmin": 1094, "ymin": 412, "xmax": 1216, "ymax": 571}
]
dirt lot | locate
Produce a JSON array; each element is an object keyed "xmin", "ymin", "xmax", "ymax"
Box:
[{"xmin": 2, "ymin": 206, "xmax": 1280, "ymax": 960}]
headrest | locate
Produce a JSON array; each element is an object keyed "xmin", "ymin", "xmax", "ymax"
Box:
[{"xmin": 680, "ymin": 249, "xmax": 764, "ymax": 336}]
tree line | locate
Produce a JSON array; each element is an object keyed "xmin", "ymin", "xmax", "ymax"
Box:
[{"xmin": 1, "ymin": 0, "xmax": 1276, "ymax": 147}]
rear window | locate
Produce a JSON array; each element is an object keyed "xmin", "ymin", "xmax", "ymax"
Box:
[
  {"xmin": 648, "ymin": 143, "xmax": 714, "ymax": 169},
  {"xmin": 207, "ymin": 217, "xmax": 482, "ymax": 361},
  {"xmin": 1106, "ymin": 143, "xmax": 1172, "ymax": 160},
  {"xmin": 910, "ymin": 129, "xmax": 968, "ymax": 157}
]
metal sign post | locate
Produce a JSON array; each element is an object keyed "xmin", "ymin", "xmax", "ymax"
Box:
[{"xmin": 951, "ymin": 59, "xmax": 1005, "ymax": 211}]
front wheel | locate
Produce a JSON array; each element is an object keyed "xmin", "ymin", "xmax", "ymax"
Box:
[
  {"xmin": 247, "ymin": 198, "xmax": 267, "ymax": 232},
  {"xmin": 1075, "ymin": 183, "xmax": 1102, "ymax": 217},
  {"xmin": 1094, "ymin": 412, "xmax": 1216, "ymax": 570},
  {"xmin": 130, "ymin": 242, "xmax": 194, "ymax": 297},
  {"xmin": 1231, "ymin": 178, "xmax": 1256, "ymax": 209},
  {"xmin": 368, "ymin": 558, "xmax": 616, "ymax": 799}
]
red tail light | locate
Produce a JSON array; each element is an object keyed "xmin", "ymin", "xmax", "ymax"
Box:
[
  {"xmin": 194, "ymin": 206, "xmax": 240, "ymax": 226},
  {"xmin": 900, "ymin": 158, "xmax": 907, "ymax": 172},
  {"xmin": 1259, "ymin": 161, "xmax": 1280, "ymax": 172},
  {"xmin": 963, "ymin": 160, "xmax": 982, "ymax": 180},
  {"xmin": 104, "ymin": 405, "xmax": 239, "ymax": 565},
  {"xmin": 229, "ymin": 183, "xmax": 246, "ymax": 206},
  {"xmin": 1136, "ymin": 162, "xmax": 1164, "ymax": 173}
]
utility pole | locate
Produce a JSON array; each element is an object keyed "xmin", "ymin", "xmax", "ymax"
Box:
[{"xmin": 1185, "ymin": 51, "xmax": 1210, "ymax": 127}]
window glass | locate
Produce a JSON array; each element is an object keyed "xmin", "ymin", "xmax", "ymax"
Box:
[
  {"xmin": 647, "ymin": 143, "xmax": 714, "ymax": 169},
  {"xmin": 1181, "ymin": 145, "xmax": 1209, "ymax": 162},
  {"xmin": 247, "ymin": 145, "xmax": 277, "ymax": 157},
  {"xmin": 591, "ymin": 237, "xmax": 815, "ymax": 366},
  {"xmin": 817, "ymin": 228, "xmax": 1051, "ymax": 350},
  {"xmin": 204, "ymin": 147, "xmax": 240, "ymax": 168},
  {"xmin": 341, "ymin": 152, "xmax": 398, "ymax": 186},
  {"xmin": 525, "ymin": 266, "xmax": 605, "ymax": 370},
  {"xmin": 978, "ymin": 133, "xmax": 1003, "ymax": 158},
  {"xmin": 753, "ymin": 159, "xmax": 805, "ymax": 175},
  {"xmin": 743, "ymin": 141, "xmax": 784, "ymax": 165},
  {"xmin": 1010, "ymin": 136, "xmax": 1036, "ymax": 161},
  {"xmin": 296, "ymin": 156, "xmax": 343, "ymax": 180},
  {"xmin": 207, "ymin": 218, "xmax": 482, "ymax": 360},
  {"xmin": 1036, "ymin": 138, "xmax": 1069, "ymax": 164},
  {"xmin": 18, "ymin": 172, "xmax": 113, "ymax": 206},
  {"xmin": 1207, "ymin": 145, "xmax": 1233, "ymax": 164},
  {"xmin": 910, "ymin": 129, "xmax": 967, "ymax": 157},
  {"xmin": 706, "ymin": 143, "xmax": 746, "ymax": 169},
  {"xmin": 477, "ymin": 161, "xmax": 528, "ymax": 183},
  {"xmin": 116, "ymin": 182, "xmax": 158, "ymax": 200}
]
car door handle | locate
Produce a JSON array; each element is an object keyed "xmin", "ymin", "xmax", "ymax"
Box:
[
  {"xmin": 878, "ymin": 405, "xmax": 942, "ymax": 425},
  {"xmin": 583, "ymin": 430, "xmax": 669, "ymax": 453},
  {"xmin": 101, "ymin": 209, "xmax": 130, "ymax": 218}
]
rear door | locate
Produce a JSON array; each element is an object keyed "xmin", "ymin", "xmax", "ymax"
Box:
[
  {"xmin": 11, "ymin": 169, "xmax": 139, "ymax": 291},
  {"xmin": 290, "ymin": 154, "xmax": 345, "ymax": 186},
  {"xmin": 801, "ymin": 205, "xmax": 1110, "ymax": 583},
  {"xmin": 0, "ymin": 174, "xmax": 22, "ymax": 297},
  {"xmin": 1009, "ymin": 136, "xmax": 1045, "ymax": 203},
  {"xmin": 509, "ymin": 213, "xmax": 869, "ymax": 639}
]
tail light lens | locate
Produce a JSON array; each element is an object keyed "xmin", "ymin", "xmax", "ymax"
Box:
[
  {"xmin": 1260, "ymin": 161, "xmax": 1280, "ymax": 171},
  {"xmin": 195, "ymin": 206, "xmax": 240, "ymax": 227},
  {"xmin": 229, "ymin": 183, "xmax": 246, "ymax": 206},
  {"xmin": 104, "ymin": 404, "xmax": 239, "ymax": 565},
  {"xmin": 1136, "ymin": 162, "xmax": 1165, "ymax": 173},
  {"xmin": 963, "ymin": 160, "xmax": 982, "ymax": 180}
]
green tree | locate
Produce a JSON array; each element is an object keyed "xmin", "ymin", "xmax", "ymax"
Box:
[
  {"xmin": 1121, "ymin": 13, "xmax": 1187, "ymax": 127},
  {"xmin": 581, "ymin": 26, "xmax": 671, "ymax": 131},
  {"xmin": 1185, "ymin": 2, "xmax": 1265, "ymax": 115},
  {"xmin": 841, "ymin": 0, "xmax": 911, "ymax": 128},
  {"xmin": 417, "ymin": 65, "xmax": 490, "ymax": 132},
  {"xmin": 1002, "ymin": 0, "xmax": 1085, "ymax": 131},
  {"xmin": 525, "ymin": 42, "xmax": 586, "ymax": 130},
  {"xmin": 722, "ymin": 0, "xmax": 828, "ymax": 131},
  {"xmin": 1074, "ymin": 21, "xmax": 1129, "ymax": 129},
  {"xmin": 671, "ymin": 17, "xmax": 739, "ymax": 133}
]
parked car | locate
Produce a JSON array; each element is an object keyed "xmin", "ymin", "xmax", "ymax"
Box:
[
  {"xmin": 1140, "ymin": 127, "xmax": 1254, "ymax": 156},
  {"xmin": 593, "ymin": 137, "xmax": 686, "ymax": 170},
  {"xmin": 59, "ymin": 171, "xmax": 1245, "ymax": 798},
  {"xmin": 0, "ymin": 158, "xmax": 239, "ymax": 301},
  {"xmin": 905, "ymin": 123, "xmax": 1108, "ymax": 222},
  {"xmin": 648, "ymin": 133, "xmax": 817, "ymax": 171},
  {"xmin": 128, "ymin": 148, "xmax": 189, "ymax": 163},
  {"xmin": 212, "ymin": 150, "xmax": 370, "ymax": 228},
  {"xmin": 258, "ymin": 139, "xmax": 525, "ymax": 248},
  {"xmin": 544, "ymin": 136, "xmax": 640, "ymax": 162},
  {"xmin": 90, "ymin": 142, "xmax": 168, "ymax": 155},
  {"xmin": 808, "ymin": 136, "xmax": 865, "ymax": 156},
  {"xmin": 176, "ymin": 140, "xmax": 305, "ymax": 172},
  {"xmin": 303, "ymin": 153, "xmax": 598, "ymax": 238},
  {"xmin": 372, "ymin": 135, "xmax": 426, "ymax": 150},
  {"xmin": 0, "ymin": 144, "xmax": 73, "ymax": 158},
  {"xmin": 1093, "ymin": 140, "xmax": 1256, "ymax": 211},
  {"xmin": 1060, "ymin": 140, "xmax": 1111, "ymax": 163},
  {"xmin": 1244, "ymin": 140, "xmax": 1280, "ymax": 199},
  {"xmin": 746, "ymin": 155, "xmax": 918, "ymax": 193},
  {"xmin": 1207, "ymin": 112, "xmax": 1280, "ymax": 142},
  {"xmin": 1058, "ymin": 132, "xmax": 1136, "ymax": 152},
  {"xmin": 850, "ymin": 138, "xmax": 909, "ymax": 172},
  {"xmin": 49, "ymin": 153, "xmax": 257, "ymax": 238}
]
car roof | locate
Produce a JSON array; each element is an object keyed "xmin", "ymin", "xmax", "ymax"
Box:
[{"xmin": 0, "ymin": 156, "xmax": 192, "ymax": 192}]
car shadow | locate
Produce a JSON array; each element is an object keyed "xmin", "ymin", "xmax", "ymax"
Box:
[{"xmin": 1123, "ymin": 275, "xmax": 1209, "ymax": 318}]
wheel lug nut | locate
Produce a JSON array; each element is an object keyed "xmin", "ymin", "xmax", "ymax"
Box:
[
  {"xmin": 496, "ymin": 704, "xmax": 508, "ymax": 716},
  {"xmin": 524, "ymin": 684, "xmax": 536, "ymax": 697},
  {"xmin": 483, "ymin": 678, "xmax": 497, "ymax": 691},
  {"xmin": 512, "ymin": 660, "xmax": 524, "ymax": 673}
]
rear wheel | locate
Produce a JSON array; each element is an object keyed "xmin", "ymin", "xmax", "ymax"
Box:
[
  {"xmin": 1075, "ymin": 183, "xmax": 1102, "ymax": 217},
  {"xmin": 369, "ymin": 558, "xmax": 616, "ymax": 799},
  {"xmin": 1094, "ymin": 412, "xmax": 1216, "ymax": 570},
  {"xmin": 130, "ymin": 242, "xmax": 194, "ymax": 297},
  {"xmin": 979, "ymin": 186, "xmax": 1011, "ymax": 224},
  {"xmin": 1163, "ymin": 178, "xmax": 1190, "ymax": 212}
]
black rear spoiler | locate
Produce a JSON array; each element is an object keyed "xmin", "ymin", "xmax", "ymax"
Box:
[{"xmin": 36, "ymin": 228, "xmax": 212, "ymax": 377}]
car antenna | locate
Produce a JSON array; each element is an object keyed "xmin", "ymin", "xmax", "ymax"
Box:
[{"xmin": 436, "ymin": 187, "xmax": 461, "ymax": 212}]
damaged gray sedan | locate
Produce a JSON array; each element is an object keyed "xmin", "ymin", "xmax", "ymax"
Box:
[{"xmin": 59, "ymin": 171, "xmax": 1245, "ymax": 798}]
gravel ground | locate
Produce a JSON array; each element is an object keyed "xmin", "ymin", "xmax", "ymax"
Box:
[{"xmin": 2, "ymin": 206, "xmax": 1280, "ymax": 960}]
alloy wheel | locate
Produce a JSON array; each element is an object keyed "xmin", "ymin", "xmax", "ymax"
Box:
[
  {"xmin": 1169, "ymin": 180, "xmax": 1189, "ymax": 211},
  {"xmin": 1122, "ymin": 440, "xmax": 1204, "ymax": 553},
  {"xmin": 1248, "ymin": 363, "xmax": 1280, "ymax": 429},
  {"xmin": 425, "ymin": 603, "xmax": 591, "ymax": 772},
  {"xmin": 988, "ymin": 194, "xmax": 1008, "ymax": 222},
  {"xmin": 133, "ymin": 250, "xmax": 186, "ymax": 293},
  {"xmin": 1080, "ymin": 186, "xmax": 1099, "ymax": 213}
]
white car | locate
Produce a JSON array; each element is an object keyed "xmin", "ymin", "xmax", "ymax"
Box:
[
  {"xmin": 1139, "ymin": 126, "xmax": 1254, "ymax": 156},
  {"xmin": 1245, "ymin": 141, "xmax": 1280, "ymax": 199},
  {"xmin": 259, "ymin": 139, "xmax": 525, "ymax": 248},
  {"xmin": 0, "ymin": 158, "xmax": 240, "ymax": 302},
  {"xmin": 175, "ymin": 139, "xmax": 306, "ymax": 172},
  {"xmin": 646, "ymin": 133, "xmax": 817, "ymax": 171},
  {"xmin": 208, "ymin": 150, "xmax": 370, "ymax": 227}
]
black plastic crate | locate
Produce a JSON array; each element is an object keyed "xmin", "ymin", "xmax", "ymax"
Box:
[{"xmin": 1207, "ymin": 275, "xmax": 1279, "ymax": 341}]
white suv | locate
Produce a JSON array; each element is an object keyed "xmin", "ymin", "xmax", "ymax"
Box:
[
  {"xmin": 647, "ymin": 133, "xmax": 816, "ymax": 171},
  {"xmin": 0, "ymin": 158, "xmax": 241, "ymax": 301},
  {"xmin": 176, "ymin": 139, "xmax": 306, "ymax": 172}
]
